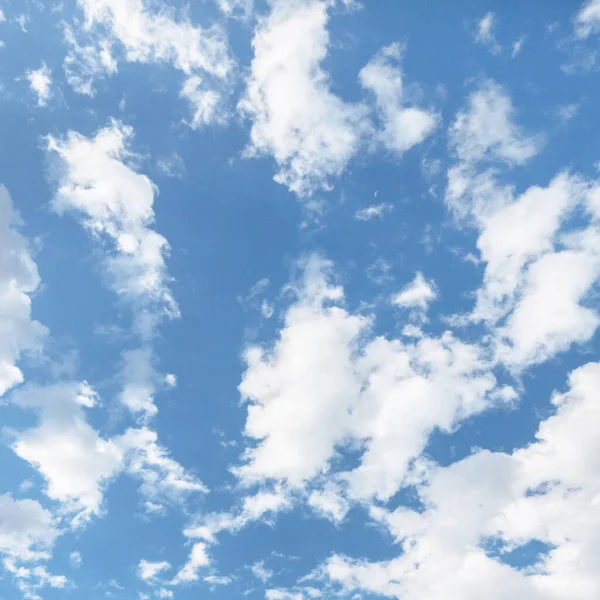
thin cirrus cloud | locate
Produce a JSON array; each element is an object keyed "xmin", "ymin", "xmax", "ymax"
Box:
[{"xmin": 474, "ymin": 12, "xmax": 502, "ymax": 55}]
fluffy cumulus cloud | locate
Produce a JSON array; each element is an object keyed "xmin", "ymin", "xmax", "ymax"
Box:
[
  {"xmin": 239, "ymin": 0, "xmax": 369, "ymax": 196},
  {"xmin": 446, "ymin": 80, "xmax": 541, "ymax": 216},
  {"xmin": 0, "ymin": 187, "xmax": 47, "ymax": 397},
  {"xmin": 235, "ymin": 256, "xmax": 505, "ymax": 501},
  {"xmin": 138, "ymin": 559, "xmax": 171, "ymax": 581},
  {"xmin": 317, "ymin": 362, "xmax": 600, "ymax": 600},
  {"xmin": 446, "ymin": 81, "xmax": 600, "ymax": 369},
  {"xmin": 7, "ymin": 383, "xmax": 202, "ymax": 526},
  {"xmin": 240, "ymin": 2, "xmax": 436, "ymax": 196},
  {"xmin": 8, "ymin": 382, "xmax": 124, "ymax": 525},
  {"xmin": 236, "ymin": 256, "xmax": 367, "ymax": 485},
  {"xmin": 25, "ymin": 63, "xmax": 53, "ymax": 106},
  {"xmin": 392, "ymin": 271, "xmax": 437, "ymax": 310},
  {"xmin": 0, "ymin": 495, "xmax": 66, "ymax": 598},
  {"xmin": 359, "ymin": 43, "xmax": 438, "ymax": 155},
  {"xmin": 0, "ymin": 495, "xmax": 58, "ymax": 562},
  {"xmin": 575, "ymin": 0, "xmax": 600, "ymax": 38},
  {"xmin": 171, "ymin": 542, "xmax": 210, "ymax": 584}
]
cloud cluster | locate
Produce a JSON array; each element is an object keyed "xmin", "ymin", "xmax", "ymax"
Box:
[
  {"xmin": 240, "ymin": 1, "xmax": 436, "ymax": 196},
  {"xmin": 64, "ymin": 0, "xmax": 233, "ymax": 124},
  {"xmin": 447, "ymin": 81, "xmax": 600, "ymax": 369},
  {"xmin": 235, "ymin": 256, "xmax": 504, "ymax": 503},
  {"xmin": 319, "ymin": 362, "xmax": 600, "ymax": 600}
]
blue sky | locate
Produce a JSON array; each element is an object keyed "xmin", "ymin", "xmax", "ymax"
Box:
[{"xmin": 1, "ymin": 0, "xmax": 600, "ymax": 599}]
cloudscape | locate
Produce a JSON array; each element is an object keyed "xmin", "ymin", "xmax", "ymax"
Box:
[{"xmin": 0, "ymin": 1, "xmax": 599, "ymax": 599}]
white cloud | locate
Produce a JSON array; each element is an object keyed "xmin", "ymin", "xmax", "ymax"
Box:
[
  {"xmin": 120, "ymin": 427, "xmax": 207, "ymax": 506},
  {"xmin": 354, "ymin": 203, "xmax": 393, "ymax": 221},
  {"xmin": 119, "ymin": 348, "xmax": 158, "ymax": 419},
  {"xmin": 319, "ymin": 361, "xmax": 600, "ymax": 600},
  {"xmin": 47, "ymin": 121, "xmax": 179, "ymax": 419},
  {"xmin": 64, "ymin": 0, "xmax": 233, "ymax": 121},
  {"xmin": 239, "ymin": 0, "xmax": 369, "ymax": 196},
  {"xmin": 217, "ymin": 0, "xmax": 253, "ymax": 18},
  {"xmin": 47, "ymin": 120, "xmax": 179, "ymax": 339},
  {"xmin": 236, "ymin": 255, "xmax": 367, "ymax": 486},
  {"xmin": 180, "ymin": 74, "xmax": 224, "ymax": 128},
  {"xmin": 266, "ymin": 590, "xmax": 304, "ymax": 600},
  {"xmin": 446, "ymin": 81, "xmax": 541, "ymax": 221},
  {"xmin": 156, "ymin": 153, "xmax": 186, "ymax": 179},
  {"xmin": 242, "ymin": 488, "xmax": 291, "ymax": 520},
  {"xmin": 308, "ymin": 483, "xmax": 350, "ymax": 524},
  {"xmin": 446, "ymin": 86, "xmax": 600, "ymax": 369},
  {"xmin": 203, "ymin": 575, "xmax": 232, "ymax": 586},
  {"xmin": 164, "ymin": 373, "xmax": 177, "ymax": 388},
  {"xmin": 359, "ymin": 43, "xmax": 438, "ymax": 155},
  {"xmin": 183, "ymin": 487, "xmax": 290, "ymax": 547},
  {"xmin": 239, "ymin": 4, "xmax": 437, "ymax": 196},
  {"xmin": 8, "ymin": 383, "xmax": 202, "ymax": 526},
  {"xmin": 448, "ymin": 80, "xmax": 539, "ymax": 175},
  {"xmin": 8, "ymin": 382, "xmax": 125, "ymax": 525},
  {"xmin": 471, "ymin": 173, "xmax": 587, "ymax": 324},
  {"xmin": 575, "ymin": 0, "xmax": 600, "ymax": 38},
  {"xmin": 0, "ymin": 495, "xmax": 59, "ymax": 562},
  {"xmin": 138, "ymin": 559, "xmax": 171, "ymax": 581},
  {"xmin": 63, "ymin": 24, "xmax": 117, "ymax": 96},
  {"xmin": 171, "ymin": 542, "xmax": 210, "ymax": 584},
  {"xmin": 234, "ymin": 256, "xmax": 504, "ymax": 502},
  {"xmin": 497, "ymin": 243, "xmax": 600, "ymax": 367},
  {"xmin": 0, "ymin": 186, "xmax": 47, "ymax": 397},
  {"xmin": 557, "ymin": 103, "xmax": 580, "ymax": 122},
  {"xmin": 25, "ymin": 63, "xmax": 53, "ymax": 106},
  {"xmin": 474, "ymin": 12, "xmax": 501, "ymax": 55},
  {"xmin": 15, "ymin": 14, "xmax": 29, "ymax": 33},
  {"xmin": 511, "ymin": 35, "xmax": 525, "ymax": 58},
  {"xmin": 391, "ymin": 272, "xmax": 437, "ymax": 310},
  {"xmin": 143, "ymin": 501, "xmax": 165, "ymax": 515},
  {"xmin": 74, "ymin": 0, "xmax": 231, "ymax": 77},
  {"xmin": 344, "ymin": 331, "xmax": 497, "ymax": 501},
  {"xmin": 250, "ymin": 560, "xmax": 273, "ymax": 583},
  {"xmin": 5, "ymin": 561, "xmax": 67, "ymax": 600},
  {"xmin": 69, "ymin": 551, "xmax": 82, "ymax": 567}
]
